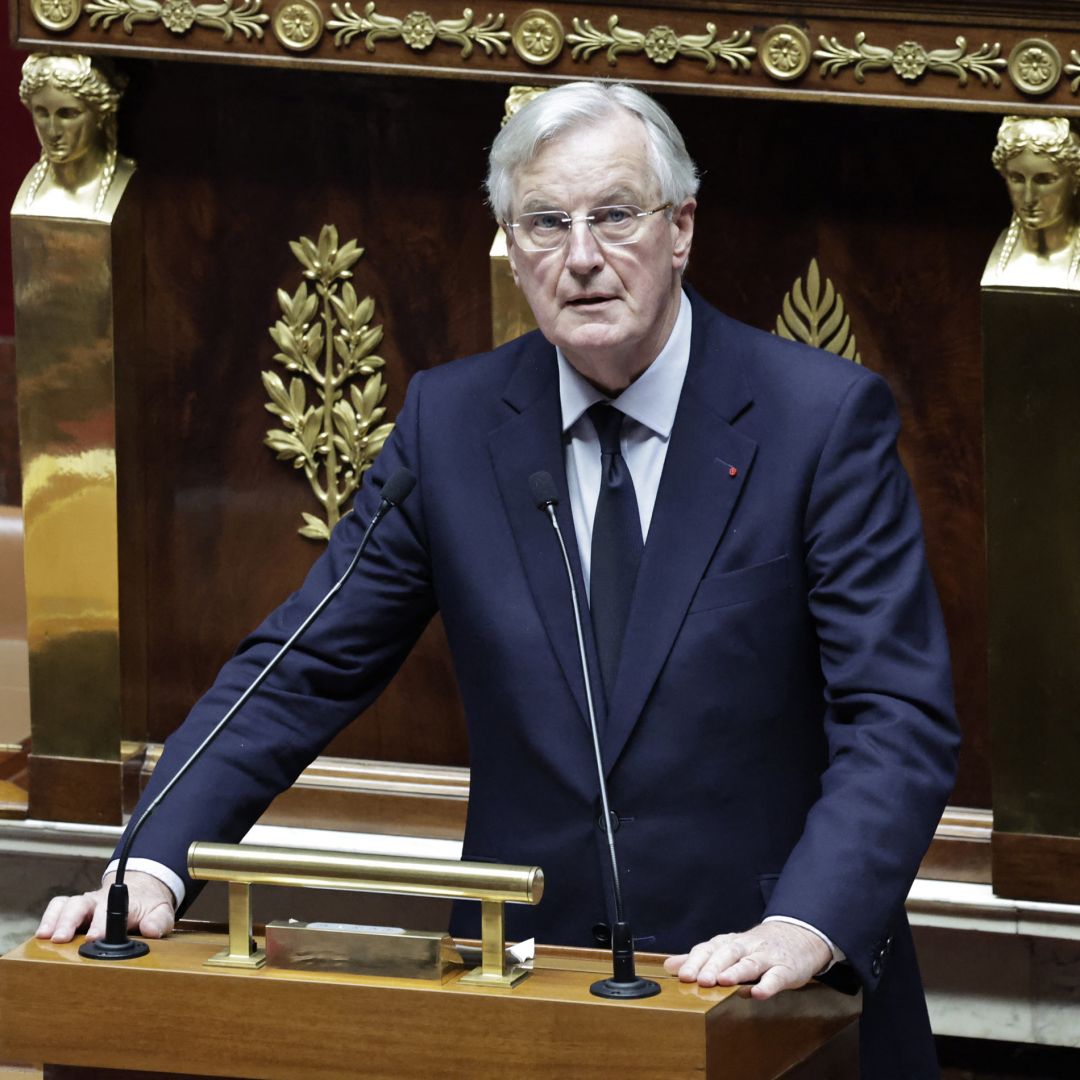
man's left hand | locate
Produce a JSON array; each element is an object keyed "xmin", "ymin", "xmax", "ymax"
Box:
[{"xmin": 663, "ymin": 922, "xmax": 831, "ymax": 999}]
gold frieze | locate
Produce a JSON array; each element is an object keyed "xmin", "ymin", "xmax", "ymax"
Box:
[
  {"xmin": 84, "ymin": 0, "xmax": 268, "ymax": 40},
  {"xmin": 273, "ymin": 0, "xmax": 324, "ymax": 50},
  {"xmin": 327, "ymin": 3, "xmax": 510, "ymax": 57},
  {"xmin": 815, "ymin": 33, "xmax": 1007, "ymax": 87},
  {"xmin": 775, "ymin": 259, "xmax": 862, "ymax": 365},
  {"xmin": 566, "ymin": 17, "xmax": 754, "ymax": 73},
  {"xmin": 1007, "ymin": 39, "xmax": 1062, "ymax": 97},
  {"xmin": 263, "ymin": 225, "xmax": 394, "ymax": 541}
]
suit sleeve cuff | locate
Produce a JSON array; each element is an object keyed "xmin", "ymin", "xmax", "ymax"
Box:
[
  {"xmin": 763, "ymin": 915, "xmax": 846, "ymax": 974},
  {"xmin": 104, "ymin": 859, "xmax": 185, "ymax": 909}
]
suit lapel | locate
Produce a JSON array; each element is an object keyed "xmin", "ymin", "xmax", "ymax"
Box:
[
  {"xmin": 602, "ymin": 296, "xmax": 758, "ymax": 773},
  {"xmin": 488, "ymin": 335, "xmax": 600, "ymax": 728}
]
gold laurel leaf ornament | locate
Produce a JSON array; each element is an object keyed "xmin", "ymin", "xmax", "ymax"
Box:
[
  {"xmin": 775, "ymin": 258, "xmax": 862, "ymax": 364},
  {"xmin": 264, "ymin": 225, "xmax": 394, "ymax": 540}
]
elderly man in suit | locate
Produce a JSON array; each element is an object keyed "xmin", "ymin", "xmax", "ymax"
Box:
[{"xmin": 39, "ymin": 81, "xmax": 958, "ymax": 1077}]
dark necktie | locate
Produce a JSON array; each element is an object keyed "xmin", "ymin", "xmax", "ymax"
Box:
[{"xmin": 588, "ymin": 403, "xmax": 644, "ymax": 702}]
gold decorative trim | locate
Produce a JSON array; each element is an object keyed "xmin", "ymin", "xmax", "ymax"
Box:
[
  {"xmin": 327, "ymin": 3, "xmax": 510, "ymax": 57},
  {"xmin": 775, "ymin": 258, "xmax": 862, "ymax": 365},
  {"xmin": 815, "ymin": 33, "xmax": 1006, "ymax": 87},
  {"xmin": 511, "ymin": 8, "xmax": 562, "ymax": 66},
  {"xmin": 1067, "ymin": 50, "xmax": 1080, "ymax": 95},
  {"xmin": 760, "ymin": 24, "xmax": 810, "ymax": 82},
  {"xmin": 273, "ymin": 0, "xmax": 323, "ymax": 50},
  {"xmin": 85, "ymin": 0, "xmax": 268, "ymax": 39},
  {"xmin": 30, "ymin": 0, "xmax": 82, "ymax": 31},
  {"xmin": 264, "ymin": 225, "xmax": 393, "ymax": 541},
  {"xmin": 566, "ymin": 17, "xmax": 755, "ymax": 73},
  {"xmin": 502, "ymin": 84, "xmax": 546, "ymax": 125},
  {"xmin": 1007, "ymin": 38, "xmax": 1062, "ymax": 97}
]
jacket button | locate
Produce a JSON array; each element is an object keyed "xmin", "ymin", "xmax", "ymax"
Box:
[
  {"xmin": 871, "ymin": 956, "xmax": 883, "ymax": 978},
  {"xmin": 597, "ymin": 811, "xmax": 620, "ymax": 832},
  {"xmin": 592, "ymin": 922, "xmax": 612, "ymax": 946}
]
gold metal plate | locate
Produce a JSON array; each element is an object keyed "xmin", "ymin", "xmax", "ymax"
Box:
[{"xmin": 266, "ymin": 920, "xmax": 461, "ymax": 980}]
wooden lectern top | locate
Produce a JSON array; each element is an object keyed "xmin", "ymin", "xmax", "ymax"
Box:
[{"xmin": 0, "ymin": 932, "xmax": 858, "ymax": 1079}]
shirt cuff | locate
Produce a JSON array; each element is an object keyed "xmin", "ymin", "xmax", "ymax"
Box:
[
  {"xmin": 763, "ymin": 915, "xmax": 846, "ymax": 974},
  {"xmin": 104, "ymin": 858, "xmax": 185, "ymax": 909}
]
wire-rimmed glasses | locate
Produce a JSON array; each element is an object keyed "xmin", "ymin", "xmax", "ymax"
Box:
[{"xmin": 505, "ymin": 203, "xmax": 673, "ymax": 252}]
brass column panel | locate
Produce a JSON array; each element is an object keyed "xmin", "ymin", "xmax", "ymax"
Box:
[
  {"xmin": 983, "ymin": 286, "xmax": 1080, "ymax": 901},
  {"xmin": 12, "ymin": 190, "xmax": 141, "ymax": 822},
  {"xmin": 489, "ymin": 227, "xmax": 537, "ymax": 348}
]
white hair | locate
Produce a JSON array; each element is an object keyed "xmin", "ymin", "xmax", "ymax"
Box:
[{"xmin": 486, "ymin": 81, "xmax": 700, "ymax": 223}]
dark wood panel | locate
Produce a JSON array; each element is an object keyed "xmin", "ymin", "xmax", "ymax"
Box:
[
  {"xmin": 27, "ymin": 755, "xmax": 122, "ymax": 824},
  {"xmin": 108, "ymin": 67, "xmax": 991, "ymax": 805},
  {"xmin": 992, "ymin": 830, "xmax": 1080, "ymax": 904},
  {"xmin": 124, "ymin": 66, "xmax": 496, "ymax": 765}
]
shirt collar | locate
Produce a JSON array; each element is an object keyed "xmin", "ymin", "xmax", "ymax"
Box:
[{"xmin": 557, "ymin": 289, "xmax": 692, "ymax": 439}]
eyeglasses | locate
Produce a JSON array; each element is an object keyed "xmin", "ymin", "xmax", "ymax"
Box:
[{"xmin": 505, "ymin": 203, "xmax": 673, "ymax": 252}]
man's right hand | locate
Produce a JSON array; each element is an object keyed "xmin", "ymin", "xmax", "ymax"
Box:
[{"xmin": 36, "ymin": 870, "xmax": 176, "ymax": 943}]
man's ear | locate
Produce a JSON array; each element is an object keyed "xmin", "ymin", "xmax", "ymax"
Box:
[{"xmin": 671, "ymin": 198, "xmax": 696, "ymax": 271}]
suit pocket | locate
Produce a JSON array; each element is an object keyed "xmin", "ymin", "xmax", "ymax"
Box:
[{"xmin": 687, "ymin": 555, "xmax": 790, "ymax": 615}]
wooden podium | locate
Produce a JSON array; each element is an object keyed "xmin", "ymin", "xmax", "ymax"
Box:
[{"xmin": 0, "ymin": 932, "xmax": 857, "ymax": 1078}]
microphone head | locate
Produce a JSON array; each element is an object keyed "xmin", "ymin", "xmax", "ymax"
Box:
[
  {"xmin": 529, "ymin": 471, "xmax": 559, "ymax": 509},
  {"xmin": 380, "ymin": 468, "xmax": 416, "ymax": 507}
]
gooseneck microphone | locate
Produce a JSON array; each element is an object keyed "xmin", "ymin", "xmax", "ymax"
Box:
[
  {"xmin": 529, "ymin": 470, "xmax": 660, "ymax": 999},
  {"xmin": 79, "ymin": 467, "xmax": 417, "ymax": 960}
]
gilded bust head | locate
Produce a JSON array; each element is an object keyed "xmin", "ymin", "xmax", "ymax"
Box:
[
  {"xmin": 986, "ymin": 116, "xmax": 1080, "ymax": 289},
  {"xmin": 18, "ymin": 54, "xmax": 130, "ymax": 217}
]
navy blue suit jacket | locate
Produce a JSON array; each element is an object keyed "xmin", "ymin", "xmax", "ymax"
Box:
[{"xmin": 124, "ymin": 289, "xmax": 958, "ymax": 1076}]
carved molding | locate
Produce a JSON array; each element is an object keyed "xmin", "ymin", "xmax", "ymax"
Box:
[
  {"xmin": 565, "ymin": 17, "xmax": 754, "ymax": 73},
  {"xmin": 19, "ymin": 0, "xmax": 1080, "ymax": 111},
  {"xmin": 84, "ymin": 0, "xmax": 268, "ymax": 39},
  {"xmin": 815, "ymin": 33, "xmax": 1007, "ymax": 87},
  {"xmin": 327, "ymin": 2, "xmax": 510, "ymax": 57}
]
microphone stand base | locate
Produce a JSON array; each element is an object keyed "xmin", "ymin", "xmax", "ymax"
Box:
[
  {"xmin": 78, "ymin": 938, "xmax": 150, "ymax": 961},
  {"xmin": 589, "ymin": 975, "xmax": 661, "ymax": 999}
]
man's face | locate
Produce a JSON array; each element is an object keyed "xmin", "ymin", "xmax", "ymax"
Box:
[{"xmin": 506, "ymin": 110, "xmax": 695, "ymax": 392}]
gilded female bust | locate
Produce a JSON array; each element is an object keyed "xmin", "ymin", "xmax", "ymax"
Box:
[
  {"xmin": 983, "ymin": 116, "xmax": 1080, "ymax": 291},
  {"xmin": 16, "ymin": 54, "xmax": 134, "ymax": 220}
]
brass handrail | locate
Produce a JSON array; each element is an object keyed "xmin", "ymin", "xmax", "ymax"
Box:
[{"xmin": 187, "ymin": 841, "xmax": 542, "ymax": 987}]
